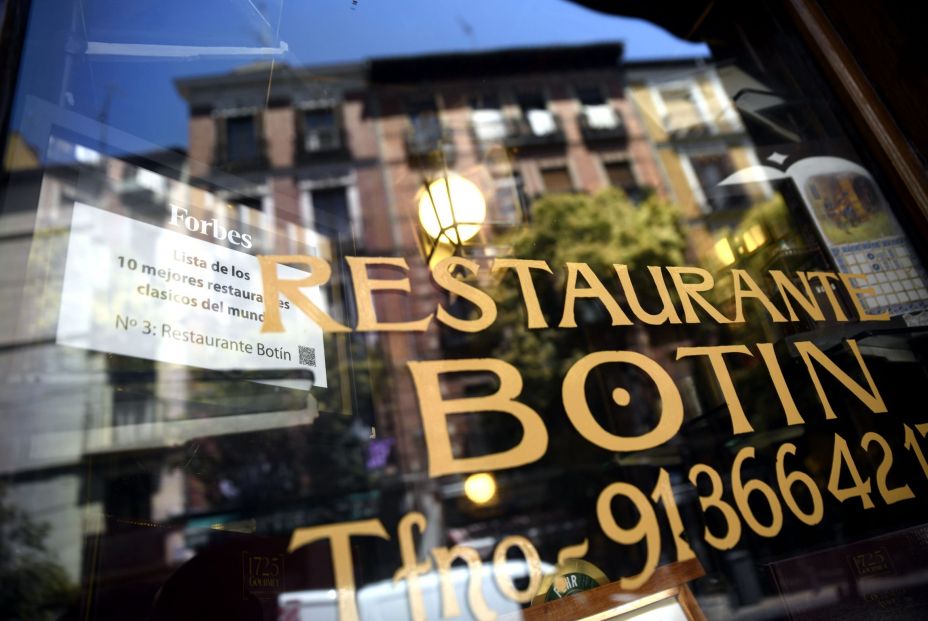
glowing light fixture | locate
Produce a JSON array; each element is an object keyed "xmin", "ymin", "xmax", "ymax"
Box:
[
  {"xmin": 426, "ymin": 239, "xmax": 455, "ymax": 269},
  {"xmin": 742, "ymin": 224, "xmax": 767, "ymax": 253},
  {"xmin": 417, "ymin": 173, "xmax": 486, "ymax": 244},
  {"xmin": 713, "ymin": 237, "xmax": 735, "ymax": 266},
  {"xmin": 464, "ymin": 472, "xmax": 497, "ymax": 505}
]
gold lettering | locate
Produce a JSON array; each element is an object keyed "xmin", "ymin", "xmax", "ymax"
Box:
[
  {"xmin": 347, "ymin": 257, "xmax": 433, "ymax": 332},
  {"xmin": 258, "ymin": 255, "xmax": 350, "ymax": 333},
  {"xmin": 676, "ymin": 345, "xmax": 754, "ymax": 434},
  {"xmin": 408, "ymin": 359, "xmax": 548, "ymax": 477},
  {"xmin": 560, "ymin": 262, "xmax": 632, "ymax": 328},
  {"xmin": 731, "ymin": 269, "xmax": 788, "ymax": 323},
  {"xmin": 839, "ymin": 273, "xmax": 891, "ymax": 321},
  {"xmin": 614, "ymin": 265, "xmax": 682, "ymax": 325},
  {"xmin": 492, "ymin": 536, "xmax": 542, "ymax": 604},
  {"xmin": 795, "ymin": 339, "xmax": 886, "ymax": 419},
  {"xmin": 288, "ymin": 519, "xmax": 389, "ymax": 621},
  {"xmin": 431, "ymin": 545, "xmax": 496, "ymax": 621},
  {"xmin": 562, "ymin": 351, "xmax": 683, "ymax": 451},
  {"xmin": 556, "ymin": 539, "xmax": 589, "ymax": 565},
  {"xmin": 490, "ymin": 259, "xmax": 552, "ymax": 329},
  {"xmin": 666, "ymin": 266, "xmax": 731, "ymax": 324},
  {"xmin": 596, "ymin": 482, "xmax": 660, "ymax": 589},
  {"xmin": 393, "ymin": 512, "xmax": 431, "ymax": 621},
  {"xmin": 771, "ymin": 270, "xmax": 825, "ymax": 322},
  {"xmin": 688, "ymin": 463, "xmax": 742, "ymax": 550},
  {"xmin": 756, "ymin": 343, "xmax": 804, "ymax": 426},
  {"xmin": 433, "ymin": 257, "xmax": 498, "ymax": 332}
]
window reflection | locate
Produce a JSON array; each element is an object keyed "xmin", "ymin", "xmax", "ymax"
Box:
[{"xmin": 2, "ymin": 2, "xmax": 928, "ymax": 621}]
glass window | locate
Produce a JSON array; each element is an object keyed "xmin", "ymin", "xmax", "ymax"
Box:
[
  {"xmin": 658, "ymin": 84, "xmax": 709, "ymax": 135},
  {"xmin": 493, "ymin": 173, "xmax": 525, "ymax": 225},
  {"xmin": 471, "ymin": 95, "xmax": 506, "ymax": 143},
  {"xmin": 2, "ymin": 2, "xmax": 928, "ymax": 621},
  {"xmin": 225, "ymin": 115, "xmax": 260, "ymax": 162},
  {"xmin": 604, "ymin": 160, "xmax": 638, "ymax": 195},
  {"xmin": 541, "ymin": 166, "xmax": 573, "ymax": 193},
  {"xmin": 311, "ymin": 186, "xmax": 351, "ymax": 240},
  {"xmin": 406, "ymin": 99, "xmax": 445, "ymax": 156},
  {"xmin": 303, "ymin": 108, "xmax": 340, "ymax": 152},
  {"xmin": 578, "ymin": 86, "xmax": 620, "ymax": 131},
  {"xmin": 408, "ymin": 100, "xmax": 440, "ymax": 134},
  {"xmin": 685, "ymin": 150, "xmax": 750, "ymax": 212},
  {"xmin": 518, "ymin": 93, "xmax": 558, "ymax": 136}
]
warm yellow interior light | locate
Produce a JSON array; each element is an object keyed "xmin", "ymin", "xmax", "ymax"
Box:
[
  {"xmin": 742, "ymin": 224, "xmax": 766, "ymax": 253},
  {"xmin": 714, "ymin": 237, "xmax": 736, "ymax": 266},
  {"xmin": 464, "ymin": 472, "xmax": 497, "ymax": 505},
  {"xmin": 417, "ymin": 173, "xmax": 486, "ymax": 244},
  {"xmin": 427, "ymin": 239, "xmax": 456, "ymax": 269}
]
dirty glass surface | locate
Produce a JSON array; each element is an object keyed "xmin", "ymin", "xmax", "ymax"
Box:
[{"xmin": 2, "ymin": 1, "xmax": 928, "ymax": 620}]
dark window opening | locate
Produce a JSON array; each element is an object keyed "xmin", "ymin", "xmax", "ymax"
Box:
[
  {"xmin": 225, "ymin": 115, "xmax": 259, "ymax": 162},
  {"xmin": 104, "ymin": 473, "xmax": 153, "ymax": 525},
  {"xmin": 408, "ymin": 99, "xmax": 440, "ymax": 135},
  {"xmin": 541, "ymin": 166, "xmax": 572, "ymax": 193},
  {"xmin": 576, "ymin": 86, "xmax": 606, "ymax": 106},
  {"xmin": 689, "ymin": 152, "xmax": 750, "ymax": 212},
  {"xmin": 226, "ymin": 194, "xmax": 263, "ymax": 212},
  {"xmin": 312, "ymin": 186, "xmax": 351, "ymax": 241},
  {"xmin": 303, "ymin": 108, "xmax": 340, "ymax": 152},
  {"xmin": 605, "ymin": 160, "xmax": 639, "ymax": 197}
]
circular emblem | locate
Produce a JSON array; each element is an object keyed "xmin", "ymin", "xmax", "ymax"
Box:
[{"xmin": 532, "ymin": 558, "xmax": 608, "ymax": 606}]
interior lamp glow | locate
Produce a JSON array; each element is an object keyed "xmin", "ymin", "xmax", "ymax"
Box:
[
  {"xmin": 463, "ymin": 472, "xmax": 497, "ymax": 505},
  {"xmin": 713, "ymin": 237, "xmax": 735, "ymax": 266},
  {"xmin": 417, "ymin": 173, "xmax": 487, "ymax": 244},
  {"xmin": 742, "ymin": 224, "xmax": 767, "ymax": 253}
]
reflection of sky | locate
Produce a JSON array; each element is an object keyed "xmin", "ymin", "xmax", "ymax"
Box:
[{"xmin": 11, "ymin": 0, "xmax": 707, "ymax": 154}]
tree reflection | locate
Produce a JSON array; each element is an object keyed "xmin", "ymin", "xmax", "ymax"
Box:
[{"xmin": 0, "ymin": 485, "xmax": 77, "ymax": 620}]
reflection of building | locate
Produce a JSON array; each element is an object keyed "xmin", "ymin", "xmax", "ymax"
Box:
[
  {"xmin": 175, "ymin": 62, "xmax": 369, "ymax": 242},
  {"xmin": 0, "ymin": 133, "xmax": 332, "ymax": 605},
  {"xmin": 365, "ymin": 43, "xmax": 664, "ymax": 222},
  {"xmin": 626, "ymin": 61, "xmax": 771, "ymax": 265},
  {"xmin": 8, "ymin": 38, "xmax": 872, "ymax": 618},
  {"xmin": 359, "ymin": 43, "xmax": 667, "ymax": 480},
  {"xmin": 175, "ymin": 42, "xmax": 674, "ymax": 483},
  {"xmin": 1, "ymin": 40, "xmax": 787, "ymax": 617},
  {"xmin": 170, "ymin": 43, "xmax": 703, "ymax": 578},
  {"xmin": 0, "ymin": 139, "xmax": 193, "ymax": 586}
]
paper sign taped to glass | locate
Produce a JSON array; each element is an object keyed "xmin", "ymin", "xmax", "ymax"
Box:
[{"xmin": 56, "ymin": 202, "xmax": 327, "ymax": 389}]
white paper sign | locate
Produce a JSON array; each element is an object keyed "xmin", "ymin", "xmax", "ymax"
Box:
[{"xmin": 57, "ymin": 202, "xmax": 327, "ymax": 387}]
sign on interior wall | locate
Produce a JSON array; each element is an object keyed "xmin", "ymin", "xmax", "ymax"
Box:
[{"xmin": 720, "ymin": 155, "xmax": 928, "ymax": 317}]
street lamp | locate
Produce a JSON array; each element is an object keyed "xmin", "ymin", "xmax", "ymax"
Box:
[{"xmin": 416, "ymin": 172, "xmax": 487, "ymax": 267}]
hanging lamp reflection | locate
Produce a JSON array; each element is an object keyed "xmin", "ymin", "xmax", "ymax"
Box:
[
  {"xmin": 464, "ymin": 472, "xmax": 497, "ymax": 505},
  {"xmin": 417, "ymin": 173, "xmax": 487, "ymax": 244}
]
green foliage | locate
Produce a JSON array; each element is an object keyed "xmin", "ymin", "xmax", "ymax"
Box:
[
  {"xmin": 509, "ymin": 188, "xmax": 686, "ymax": 282},
  {"xmin": 479, "ymin": 188, "xmax": 687, "ymax": 416},
  {"xmin": 0, "ymin": 486, "xmax": 77, "ymax": 620}
]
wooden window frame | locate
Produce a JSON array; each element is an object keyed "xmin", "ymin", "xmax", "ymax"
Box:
[{"xmin": 784, "ymin": 0, "xmax": 928, "ymax": 242}]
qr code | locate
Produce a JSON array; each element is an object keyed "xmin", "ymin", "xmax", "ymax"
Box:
[{"xmin": 298, "ymin": 345, "xmax": 316, "ymax": 367}]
